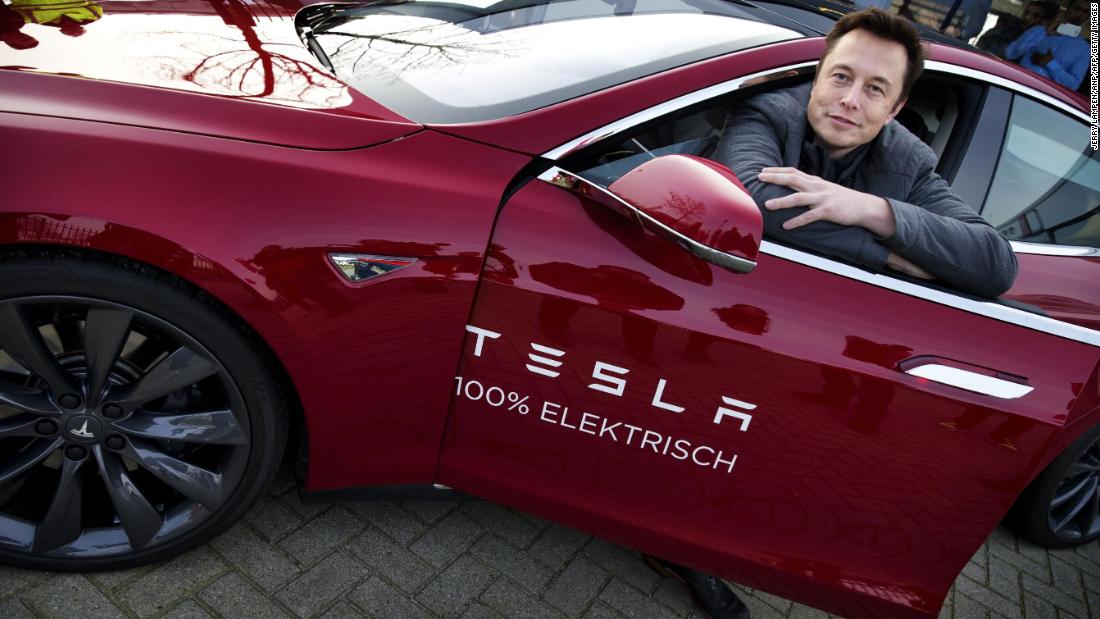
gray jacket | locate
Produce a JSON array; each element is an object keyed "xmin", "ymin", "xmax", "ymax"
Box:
[{"xmin": 714, "ymin": 82, "xmax": 1017, "ymax": 298}]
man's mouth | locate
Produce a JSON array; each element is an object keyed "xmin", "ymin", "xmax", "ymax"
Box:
[{"xmin": 828, "ymin": 114, "xmax": 857, "ymax": 127}]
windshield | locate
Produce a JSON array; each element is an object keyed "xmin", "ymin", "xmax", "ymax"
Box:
[{"xmin": 308, "ymin": 0, "xmax": 801, "ymax": 123}]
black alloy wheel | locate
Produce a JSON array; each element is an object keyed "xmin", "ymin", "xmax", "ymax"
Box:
[
  {"xmin": 0, "ymin": 252, "xmax": 286, "ymax": 570},
  {"xmin": 1046, "ymin": 441, "xmax": 1100, "ymax": 541},
  {"xmin": 1018, "ymin": 422, "xmax": 1100, "ymax": 548}
]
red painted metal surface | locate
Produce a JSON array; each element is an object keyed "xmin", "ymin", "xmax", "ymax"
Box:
[
  {"xmin": 1005, "ymin": 254, "xmax": 1100, "ymax": 332},
  {"xmin": 438, "ymin": 181, "xmax": 1100, "ymax": 618},
  {"xmin": 1003, "ymin": 254, "xmax": 1100, "ymax": 429},
  {"xmin": 0, "ymin": 70, "xmax": 418, "ymax": 149},
  {"xmin": 0, "ymin": 111, "xmax": 530, "ymax": 489}
]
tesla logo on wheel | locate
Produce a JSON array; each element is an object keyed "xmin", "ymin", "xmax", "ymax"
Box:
[{"xmin": 70, "ymin": 419, "xmax": 94, "ymax": 439}]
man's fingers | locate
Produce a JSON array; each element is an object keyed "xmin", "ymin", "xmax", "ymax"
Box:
[
  {"xmin": 764, "ymin": 192, "xmax": 817, "ymax": 210},
  {"xmin": 781, "ymin": 208, "xmax": 826, "ymax": 230},
  {"xmin": 758, "ymin": 169, "xmax": 813, "ymax": 191}
]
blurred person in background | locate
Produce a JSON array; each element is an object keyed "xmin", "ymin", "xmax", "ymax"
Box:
[
  {"xmin": 853, "ymin": 0, "xmax": 894, "ymax": 10},
  {"xmin": 938, "ymin": 0, "xmax": 993, "ymax": 42},
  {"xmin": 976, "ymin": 1, "xmax": 1059, "ymax": 59},
  {"xmin": 894, "ymin": 0, "xmax": 990, "ymax": 43},
  {"xmin": 1006, "ymin": 0, "xmax": 1090, "ymax": 90}
]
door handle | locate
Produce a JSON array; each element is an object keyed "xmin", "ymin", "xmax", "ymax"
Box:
[{"xmin": 899, "ymin": 356, "xmax": 1032, "ymax": 399}]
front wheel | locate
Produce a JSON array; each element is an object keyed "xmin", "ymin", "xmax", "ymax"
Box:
[
  {"xmin": 0, "ymin": 252, "xmax": 287, "ymax": 570},
  {"xmin": 1016, "ymin": 422, "xmax": 1100, "ymax": 548}
]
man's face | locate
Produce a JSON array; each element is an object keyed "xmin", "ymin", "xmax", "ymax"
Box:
[
  {"xmin": 1067, "ymin": 1, "xmax": 1088, "ymax": 25},
  {"xmin": 1021, "ymin": 2, "xmax": 1046, "ymax": 29},
  {"xmin": 808, "ymin": 29, "xmax": 908, "ymax": 160}
]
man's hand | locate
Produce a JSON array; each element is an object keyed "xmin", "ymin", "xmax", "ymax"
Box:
[
  {"xmin": 758, "ymin": 167, "xmax": 897, "ymax": 237},
  {"xmin": 886, "ymin": 251, "xmax": 934, "ymax": 280},
  {"xmin": 1031, "ymin": 50, "xmax": 1054, "ymax": 67}
]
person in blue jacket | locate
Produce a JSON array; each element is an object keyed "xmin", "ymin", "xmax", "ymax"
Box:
[
  {"xmin": 977, "ymin": 1, "xmax": 1060, "ymax": 59},
  {"xmin": 1006, "ymin": 0, "xmax": 1090, "ymax": 90}
]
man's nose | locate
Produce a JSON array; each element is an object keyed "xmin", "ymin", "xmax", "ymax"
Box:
[{"xmin": 839, "ymin": 85, "xmax": 861, "ymax": 109}]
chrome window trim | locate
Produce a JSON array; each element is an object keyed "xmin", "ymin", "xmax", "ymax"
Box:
[
  {"xmin": 542, "ymin": 61, "xmax": 818, "ymax": 161},
  {"xmin": 1009, "ymin": 241, "xmax": 1100, "ymax": 256},
  {"xmin": 903, "ymin": 364, "xmax": 1034, "ymax": 399},
  {"xmin": 760, "ymin": 241, "xmax": 1100, "ymax": 348},
  {"xmin": 536, "ymin": 166, "xmax": 757, "ymax": 274},
  {"xmin": 923, "ymin": 60, "xmax": 1091, "ymax": 124},
  {"xmin": 542, "ymin": 60, "xmax": 1090, "ymax": 161}
]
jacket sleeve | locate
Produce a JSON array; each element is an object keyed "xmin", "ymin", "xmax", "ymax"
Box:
[
  {"xmin": 714, "ymin": 98, "xmax": 889, "ymax": 270},
  {"xmin": 880, "ymin": 145, "xmax": 1019, "ymax": 298},
  {"xmin": 1005, "ymin": 25, "xmax": 1046, "ymax": 60},
  {"xmin": 1043, "ymin": 41, "xmax": 1090, "ymax": 90}
]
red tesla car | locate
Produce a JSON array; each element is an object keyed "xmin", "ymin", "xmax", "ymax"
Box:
[{"xmin": 1, "ymin": 0, "xmax": 1098, "ymax": 617}]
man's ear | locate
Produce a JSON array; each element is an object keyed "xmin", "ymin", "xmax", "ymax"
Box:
[{"xmin": 887, "ymin": 97, "xmax": 908, "ymax": 122}]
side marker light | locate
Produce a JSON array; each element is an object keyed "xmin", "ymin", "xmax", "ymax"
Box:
[{"xmin": 328, "ymin": 254, "xmax": 417, "ymax": 282}]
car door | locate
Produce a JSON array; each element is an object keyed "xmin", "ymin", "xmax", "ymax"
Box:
[{"xmin": 435, "ymin": 70, "xmax": 1100, "ymax": 619}]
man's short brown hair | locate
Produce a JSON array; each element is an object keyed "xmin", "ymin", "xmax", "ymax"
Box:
[{"xmin": 820, "ymin": 8, "xmax": 925, "ymax": 102}]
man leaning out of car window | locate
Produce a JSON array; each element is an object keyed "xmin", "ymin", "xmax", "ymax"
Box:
[{"xmin": 713, "ymin": 8, "xmax": 1018, "ymax": 299}]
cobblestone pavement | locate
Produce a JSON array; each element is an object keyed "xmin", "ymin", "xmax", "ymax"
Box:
[{"xmin": 2, "ymin": 463, "xmax": 1098, "ymax": 619}]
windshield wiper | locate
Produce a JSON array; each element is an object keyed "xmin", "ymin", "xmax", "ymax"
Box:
[
  {"xmin": 296, "ymin": 2, "xmax": 408, "ymax": 70},
  {"xmin": 297, "ymin": 1, "xmax": 410, "ymax": 36},
  {"xmin": 300, "ymin": 25, "xmax": 336, "ymax": 72}
]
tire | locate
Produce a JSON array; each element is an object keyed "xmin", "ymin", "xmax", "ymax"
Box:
[
  {"xmin": 1016, "ymin": 422, "xmax": 1100, "ymax": 548},
  {"xmin": 0, "ymin": 250, "xmax": 287, "ymax": 570}
]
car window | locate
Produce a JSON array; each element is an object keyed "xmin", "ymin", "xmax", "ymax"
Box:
[
  {"xmin": 983, "ymin": 97, "xmax": 1100, "ymax": 249},
  {"xmin": 570, "ymin": 105, "xmax": 730, "ymax": 186},
  {"xmin": 566, "ymin": 73, "xmax": 977, "ymax": 189},
  {"xmin": 558, "ymin": 72, "xmax": 1019, "ymax": 300},
  {"xmin": 563, "ymin": 73, "xmax": 811, "ymax": 186}
]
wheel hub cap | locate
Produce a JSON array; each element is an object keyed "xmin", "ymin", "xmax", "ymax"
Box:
[{"xmin": 64, "ymin": 415, "xmax": 101, "ymax": 443}]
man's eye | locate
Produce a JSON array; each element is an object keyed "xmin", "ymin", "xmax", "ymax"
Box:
[
  {"xmin": 831, "ymin": 73, "xmax": 848, "ymax": 82},
  {"xmin": 869, "ymin": 85, "xmax": 884, "ymax": 95}
]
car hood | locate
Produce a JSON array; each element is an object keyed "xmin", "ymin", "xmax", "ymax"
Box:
[{"xmin": 0, "ymin": 0, "xmax": 419, "ymax": 149}]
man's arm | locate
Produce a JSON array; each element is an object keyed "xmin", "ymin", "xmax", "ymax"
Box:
[
  {"xmin": 749, "ymin": 148, "xmax": 1017, "ymax": 297},
  {"xmin": 713, "ymin": 98, "xmax": 890, "ymax": 270},
  {"xmin": 1039, "ymin": 40, "xmax": 1090, "ymax": 89},
  {"xmin": 1005, "ymin": 25, "xmax": 1047, "ymax": 60},
  {"xmin": 880, "ymin": 147, "xmax": 1018, "ymax": 298}
]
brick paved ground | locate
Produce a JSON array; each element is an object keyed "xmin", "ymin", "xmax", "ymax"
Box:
[{"xmin": 2, "ymin": 463, "xmax": 1098, "ymax": 619}]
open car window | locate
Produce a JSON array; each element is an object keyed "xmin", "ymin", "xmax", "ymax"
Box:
[
  {"xmin": 558, "ymin": 71, "xmax": 1007, "ymax": 298},
  {"xmin": 563, "ymin": 72, "xmax": 976, "ymax": 187}
]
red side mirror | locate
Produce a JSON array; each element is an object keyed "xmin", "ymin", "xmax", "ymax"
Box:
[{"xmin": 607, "ymin": 155, "xmax": 762, "ymax": 273}]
